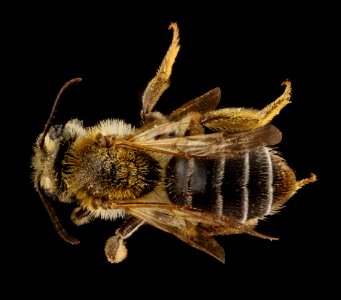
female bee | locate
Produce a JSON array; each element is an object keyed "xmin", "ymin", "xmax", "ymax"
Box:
[{"xmin": 31, "ymin": 23, "xmax": 316, "ymax": 263}]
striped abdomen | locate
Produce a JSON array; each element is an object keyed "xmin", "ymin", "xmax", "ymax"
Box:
[{"xmin": 165, "ymin": 147, "xmax": 297, "ymax": 222}]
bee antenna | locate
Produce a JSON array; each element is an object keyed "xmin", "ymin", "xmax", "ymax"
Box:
[
  {"xmin": 37, "ymin": 184, "xmax": 80, "ymax": 245},
  {"xmin": 39, "ymin": 78, "xmax": 82, "ymax": 149}
]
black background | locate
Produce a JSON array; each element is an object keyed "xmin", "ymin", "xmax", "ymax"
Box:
[{"xmin": 3, "ymin": 3, "xmax": 336, "ymax": 297}]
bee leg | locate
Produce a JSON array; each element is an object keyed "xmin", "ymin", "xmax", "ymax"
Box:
[
  {"xmin": 141, "ymin": 23, "xmax": 180, "ymax": 120},
  {"xmin": 257, "ymin": 80, "xmax": 292, "ymax": 126},
  {"xmin": 71, "ymin": 206, "xmax": 92, "ymax": 226},
  {"xmin": 105, "ymin": 217, "xmax": 145, "ymax": 263},
  {"xmin": 201, "ymin": 80, "xmax": 292, "ymax": 132}
]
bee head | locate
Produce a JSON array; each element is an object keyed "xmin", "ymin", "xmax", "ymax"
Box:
[
  {"xmin": 31, "ymin": 78, "xmax": 83, "ymax": 245},
  {"xmin": 32, "ymin": 124, "xmax": 63, "ymax": 199},
  {"xmin": 32, "ymin": 78, "xmax": 83, "ymax": 197}
]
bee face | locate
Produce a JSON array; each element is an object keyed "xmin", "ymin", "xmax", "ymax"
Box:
[
  {"xmin": 32, "ymin": 22, "xmax": 316, "ymax": 263},
  {"xmin": 32, "ymin": 119, "xmax": 85, "ymax": 202}
]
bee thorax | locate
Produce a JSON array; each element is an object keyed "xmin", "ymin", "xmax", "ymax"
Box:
[{"xmin": 65, "ymin": 144, "xmax": 162, "ymax": 201}]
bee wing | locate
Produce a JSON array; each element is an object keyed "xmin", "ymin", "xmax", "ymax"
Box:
[
  {"xmin": 168, "ymin": 87, "xmax": 221, "ymax": 121},
  {"xmin": 113, "ymin": 202, "xmax": 270, "ymax": 263},
  {"xmin": 127, "ymin": 205, "xmax": 225, "ymax": 262},
  {"xmin": 132, "ymin": 88, "xmax": 221, "ymax": 141},
  {"xmin": 129, "ymin": 117, "xmax": 193, "ymax": 142},
  {"xmin": 118, "ymin": 124, "xmax": 281, "ymax": 159}
]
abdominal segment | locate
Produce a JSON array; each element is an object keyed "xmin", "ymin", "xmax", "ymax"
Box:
[{"xmin": 165, "ymin": 147, "xmax": 297, "ymax": 222}]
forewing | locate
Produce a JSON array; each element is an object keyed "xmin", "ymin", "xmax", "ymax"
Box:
[
  {"xmin": 105, "ymin": 201, "xmax": 275, "ymax": 262},
  {"xmin": 127, "ymin": 117, "xmax": 193, "ymax": 142},
  {"xmin": 118, "ymin": 124, "xmax": 282, "ymax": 159},
  {"xmin": 126, "ymin": 204, "xmax": 226, "ymax": 263},
  {"xmin": 107, "ymin": 202, "xmax": 272, "ymax": 263}
]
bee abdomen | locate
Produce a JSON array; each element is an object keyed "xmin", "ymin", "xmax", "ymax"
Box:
[{"xmin": 165, "ymin": 147, "xmax": 297, "ymax": 222}]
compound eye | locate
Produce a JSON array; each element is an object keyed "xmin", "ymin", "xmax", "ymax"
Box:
[{"xmin": 49, "ymin": 124, "xmax": 64, "ymax": 140}]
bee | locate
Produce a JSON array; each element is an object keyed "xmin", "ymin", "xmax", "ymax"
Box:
[{"xmin": 31, "ymin": 22, "xmax": 316, "ymax": 263}]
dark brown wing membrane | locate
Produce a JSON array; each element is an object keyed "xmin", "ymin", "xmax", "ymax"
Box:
[
  {"xmin": 128, "ymin": 117, "xmax": 193, "ymax": 142},
  {"xmin": 106, "ymin": 202, "xmax": 275, "ymax": 263},
  {"xmin": 116, "ymin": 124, "xmax": 281, "ymax": 159},
  {"xmin": 128, "ymin": 206, "xmax": 225, "ymax": 263},
  {"xmin": 168, "ymin": 87, "xmax": 221, "ymax": 121}
]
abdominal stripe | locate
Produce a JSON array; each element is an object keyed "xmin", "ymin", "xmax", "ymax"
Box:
[{"xmin": 166, "ymin": 147, "xmax": 274, "ymax": 221}]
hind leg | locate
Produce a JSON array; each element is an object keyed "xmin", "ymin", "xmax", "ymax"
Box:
[{"xmin": 201, "ymin": 81, "xmax": 292, "ymax": 132}]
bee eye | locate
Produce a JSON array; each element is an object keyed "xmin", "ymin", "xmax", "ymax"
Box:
[{"xmin": 49, "ymin": 124, "xmax": 64, "ymax": 140}]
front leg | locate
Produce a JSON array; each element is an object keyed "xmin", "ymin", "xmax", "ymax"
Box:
[{"xmin": 105, "ymin": 216, "xmax": 145, "ymax": 263}]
